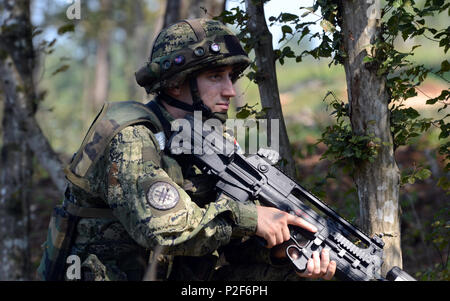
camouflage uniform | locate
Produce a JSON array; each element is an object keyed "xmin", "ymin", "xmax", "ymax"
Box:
[
  {"xmin": 74, "ymin": 99, "xmax": 302, "ymax": 281},
  {"xmin": 63, "ymin": 100, "xmax": 261, "ymax": 280}
]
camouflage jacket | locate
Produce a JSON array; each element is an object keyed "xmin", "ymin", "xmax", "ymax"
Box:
[{"xmin": 67, "ymin": 100, "xmax": 296, "ymax": 281}]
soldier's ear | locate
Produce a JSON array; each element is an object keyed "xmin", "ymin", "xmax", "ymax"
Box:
[{"xmin": 165, "ymin": 86, "xmax": 181, "ymax": 97}]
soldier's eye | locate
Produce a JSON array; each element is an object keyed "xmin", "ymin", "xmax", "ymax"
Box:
[{"xmin": 210, "ymin": 74, "xmax": 222, "ymax": 80}]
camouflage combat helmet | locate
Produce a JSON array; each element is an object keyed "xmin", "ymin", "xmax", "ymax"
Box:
[{"xmin": 135, "ymin": 18, "xmax": 251, "ymax": 94}]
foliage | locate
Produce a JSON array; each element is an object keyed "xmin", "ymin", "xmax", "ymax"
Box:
[
  {"xmin": 380, "ymin": 0, "xmax": 449, "ymax": 177},
  {"xmin": 317, "ymin": 92, "xmax": 383, "ymax": 175},
  {"xmin": 30, "ymin": 0, "xmax": 159, "ymax": 153},
  {"xmin": 416, "ymin": 207, "xmax": 450, "ymax": 280},
  {"xmin": 220, "ymin": 0, "xmax": 449, "ymax": 189}
]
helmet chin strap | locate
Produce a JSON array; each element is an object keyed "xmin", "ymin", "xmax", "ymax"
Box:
[
  {"xmin": 158, "ymin": 76, "xmax": 228, "ymax": 123},
  {"xmin": 188, "ymin": 76, "xmax": 214, "ymax": 118}
]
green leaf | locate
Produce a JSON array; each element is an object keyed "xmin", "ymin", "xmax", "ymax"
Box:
[
  {"xmin": 402, "ymin": 30, "xmax": 410, "ymax": 41},
  {"xmin": 280, "ymin": 13, "xmax": 298, "ymax": 22},
  {"xmin": 440, "ymin": 60, "xmax": 450, "ymax": 73},
  {"xmin": 32, "ymin": 28, "xmax": 43, "ymax": 37},
  {"xmin": 48, "ymin": 38, "xmax": 57, "ymax": 48},
  {"xmin": 426, "ymin": 98, "xmax": 438, "ymax": 105},
  {"xmin": 320, "ymin": 19, "xmax": 335, "ymax": 33},
  {"xmin": 363, "ymin": 56, "xmax": 374, "ymax": 63},
  {"xmin": 408, "ymin": 176, "xmax": 416, "ymax": 184},
  {"xmin": 437, "ymin": 176, "xmax": 450, "ymax": 191},
  {"xmin": 393, "ymin": 0, "xmax": 403, "ymax": 8},
  {"xmin": 236, "ymin": 108, "xmax": 251, "ymax": 119},
  {"xmin": 57, "ymin": 24, "xmax": 75, "ymax": 35},
  {"xmin": 51, "ymin": 64, "xmax": 70, "ymax": 76},
  {"xmin": 300, "ymin": 6, "xmax": 315, "ymax": 13},
  {"xmin": 297, "ymin": 26, "xmax": 310, "ymax": 44},
  {"xmin": 301, "ymin": 11, "xmax": 311, "ymax": 18},
  {"xmin": 255, "ymin": 108, "xmax": 270, "ymax": 119},
  {"xmin": 281, "ymin": 25, "xmax": 293, "ymax": 34},
  {"xmin": 416, "ymin": 168, "xmax": 432, "ymax": 180}
]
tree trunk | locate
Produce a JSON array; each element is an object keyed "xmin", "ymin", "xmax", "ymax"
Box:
[
  {"xmin": 339, "ymin": 0, "xmax": 402, "ymax": 275},
  {"xmin": 182, "ymin": 0, "xmax": 225, "ymax": 19},
  {"xmin": 0, "ymin": 58, "xmax": 33, "ymax": 281},
  {"xmin": 124, "ymin": 0, "xmax": 153, "ymax": 102},
  {"xmin": 80, "ymin": 55, "xmax": 95, "ymax": 132},
  {"xmin": 92, "ymin": 0, "xmax": 112, "ymax": 111},
  {"xmin": 245, "ymin": 0, "xmax": 296, "ymax": 178},
  {"xmin": 0, "ymin": 0, "xmax": 34, "ymax": 280},
  {"xmin": 164, "ymin": 0, "xmax": 181, "ymax": 27},
  {"xmin": 0, "ymin": 0, "xmax": 66, "ymax": 279},
  {"xmin": 164, "ymin": 0, "xmax": 225, "ymax": 27}
]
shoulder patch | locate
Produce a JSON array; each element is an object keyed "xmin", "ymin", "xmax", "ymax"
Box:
[{"xmin": 146, "ymin": 181, "xmax": 180, "ymax": 210}]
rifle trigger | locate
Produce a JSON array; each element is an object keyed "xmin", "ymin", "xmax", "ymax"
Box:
[{"xmin": 286, "ymin": 245, "xmax": 308, "ymax": 272}]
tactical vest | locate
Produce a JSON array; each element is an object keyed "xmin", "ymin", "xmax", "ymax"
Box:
[
  {"xmin": 65, "ymin": 100, "xmax": 212, "ymax": 195},
  {"xmin": 38, "ymin": 100, "xmax": 215, "ymax": 280}
]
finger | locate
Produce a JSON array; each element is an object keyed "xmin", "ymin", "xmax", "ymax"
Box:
[
  {"xmin": 320, "ymin": 248, "xmax": 331, "ymax": 275},
  {"xmin": 275, "ymin": 232, "xmax": 284, "ymax": 246},
  {"xmin": 323, "ymin": 260, "xmax": 336, "ymax": 280},
  {"xmin": 282, "ymin": 225, "xmax": 291, "ymax": 242},
  {"xmin": 297, "ymin": 258, "xmax": 314, "ymax": 278},
  {"xmin": 306, "ymin": 258, "xmax": 315, "ymax": 276},
  {"xmin": 287, "ymin": 215, "xmax": 318, "ymax": 233},
  {"xmin": 265, "ymin": 234, "xmax": 276, "ymax": 248},
  {"xmin": 312, "ymin": 251, "xmax": 321, "ymax": 275}
]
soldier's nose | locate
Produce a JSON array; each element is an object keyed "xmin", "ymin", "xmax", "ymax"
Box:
[{"xmin": 222, "ymin": 78, "xmax": 236, "ymax": 98}]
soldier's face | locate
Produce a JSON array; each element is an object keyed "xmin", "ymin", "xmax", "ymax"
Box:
[{"xmin": 196, "ymin": 66, "xmax": 237, "ymax": 113}]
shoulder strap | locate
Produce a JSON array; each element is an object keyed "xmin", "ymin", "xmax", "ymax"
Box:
[
  {"xmin": 65, "ymin": 101, "xmax": 164, "ymax": 193},
  {"xmin": 145, "ymin": 98, "xmax": 173, "ymax": 140}
]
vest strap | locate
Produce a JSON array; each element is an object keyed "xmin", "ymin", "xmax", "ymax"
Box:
[
  {"xmin": 146, "ymin": 98, "xmax": 174, "ymax": 140},
  {"xmin": 65, "ymin": 201, "xmax": 116, "ymax": 219}
]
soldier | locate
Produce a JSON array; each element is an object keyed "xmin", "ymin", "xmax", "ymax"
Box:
[{"xmin": 38, "ymin": 18, "xmax": 335, "ymax": 281}]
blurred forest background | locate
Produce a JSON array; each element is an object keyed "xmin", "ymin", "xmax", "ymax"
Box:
[{"xmin": 0, "ymin": 0, "xmax": 448, "ymax": 280}]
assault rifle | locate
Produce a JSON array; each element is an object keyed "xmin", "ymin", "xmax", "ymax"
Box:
[{"xmin": 168, "ymin": 114, "xmax": 416, "ymax": 281}]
